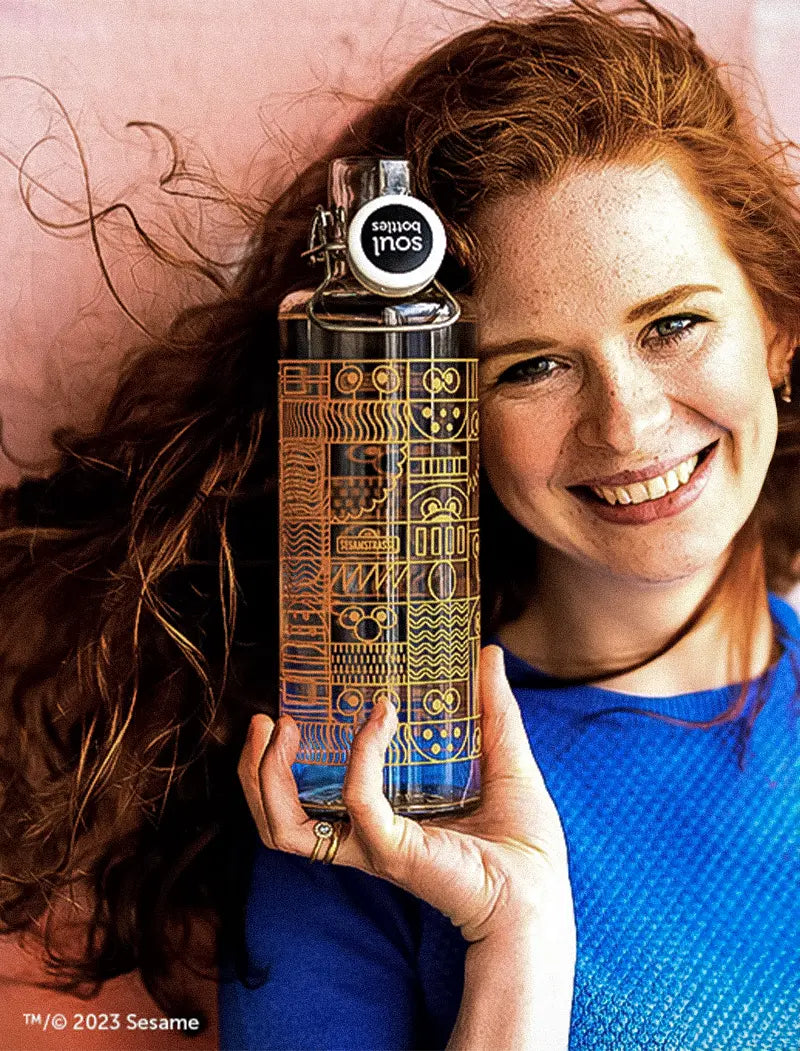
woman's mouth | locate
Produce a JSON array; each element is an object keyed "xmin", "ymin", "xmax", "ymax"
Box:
[
  {"xmin": 570, "ymin": 440, "xmax": 719, "ymax": 524},
  {"xmin": 588, "ymin": 448, "xmax": 702, "ymax": 505}
]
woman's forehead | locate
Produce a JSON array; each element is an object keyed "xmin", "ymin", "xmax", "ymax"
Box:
[
  {"xmin": 470, "ymin": 158, "xmax": 749, "ymax": 328},
  {"xmin": 474, "ymin": 159, "xmax": 722, "ymax": 270}
]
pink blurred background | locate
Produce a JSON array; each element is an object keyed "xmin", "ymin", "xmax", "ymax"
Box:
[{"xmin": 1, "ymin": 0, "xmax": 799, "ymax": 1046}]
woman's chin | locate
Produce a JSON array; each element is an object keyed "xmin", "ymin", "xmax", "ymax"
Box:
[{"xmin": 552, "ymin": 534, "xmax": 735, "ymax": 588}]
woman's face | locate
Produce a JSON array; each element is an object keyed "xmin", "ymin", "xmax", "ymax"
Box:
[{"xmin": 474, "ymin": 158, "xmax": 790, "ymax": 586}]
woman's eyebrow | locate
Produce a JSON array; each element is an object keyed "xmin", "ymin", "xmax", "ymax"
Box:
[
  {"xmin": 625, "ymin": 283, "xmax": 722, "ymax": 324},
  {"xmin": 479, "ymin": 336, "xmax": 558, "ymax": 360},
  {"xmin": 479, "ymin": 283, "xmax": 722, "ymax": 359}
]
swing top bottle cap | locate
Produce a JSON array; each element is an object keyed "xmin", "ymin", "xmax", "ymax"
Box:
[
  {"xmin": 329, "ymin": 157, "xmax": 410, "ymax": 216},
  {"xmin": 329, "ymin": 157, "xmax": 447, "ymax": 297}
]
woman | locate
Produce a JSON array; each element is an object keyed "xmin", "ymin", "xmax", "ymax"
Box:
[
  {"xmin": 229, "ymin": 4, "xmax": 800, "ymax": 1049},
  {"xmin": 0, "ymin": 1, "xmax": 797, "ymax": 1049}
]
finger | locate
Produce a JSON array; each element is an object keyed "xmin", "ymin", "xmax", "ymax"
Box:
[
  {"xmin": 341, "ymin": 699, "xmax": 411, "ymax": 871},
  {"xmin": 479, "ymin": 645, "xmax": 543, "ymax": 785},
  {"xmin": 256, "ymin": 715, "xmax": 318, "ymax": 853},
  {"xmin": 237, "ymin": 714, "xmax": 276, "ymax": 846},
  {"xmin": 240, "ymin": 716, "xmax": 357, "ymax": 866}
]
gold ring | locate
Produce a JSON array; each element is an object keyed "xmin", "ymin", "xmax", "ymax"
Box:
[
  {"xmin": 304, "ymin": 819, "xmax": 330, "ymax": 861},
  {"xmin": 309, "ymin": 819, "xmax": 346, "ymax": 861}
]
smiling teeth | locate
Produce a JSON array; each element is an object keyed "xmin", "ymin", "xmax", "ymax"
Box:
[{"xmin": 591, "ymin": 454, "xmax": 699, "ymax": 506}]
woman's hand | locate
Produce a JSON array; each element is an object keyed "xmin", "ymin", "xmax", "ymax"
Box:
[
  {"xmin": 239, "ymin": 645, "xmax": 575, "ymax": 1049},
  {"xmin": 238, "ymin": 645, "xmax": 572, "ymax": 943}
]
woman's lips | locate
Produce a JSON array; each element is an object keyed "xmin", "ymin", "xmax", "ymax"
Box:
[
  {"xmin": 570, "ymin": 441, "xmax": 719, "ymax": 525},
  {"xmin": 579, "ymin": 445, "xmax": 709, "ymax": 489}
]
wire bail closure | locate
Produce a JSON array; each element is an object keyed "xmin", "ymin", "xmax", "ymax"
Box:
[
  {"xmin": 302, "ymin": 199, "xmax": 461, "ymax": 332},
  {"xmin": 301, "ymin": 204, "xmax": 347, "ymax": 279}
]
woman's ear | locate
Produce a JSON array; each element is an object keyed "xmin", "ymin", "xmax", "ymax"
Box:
[{"xmin": 765, "ymin": 325, "xmax": 796, "ymax": 389}]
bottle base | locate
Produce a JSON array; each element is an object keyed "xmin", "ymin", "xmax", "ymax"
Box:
[
  {"xmin": 294, "ymin": 758, "xmax": 481, "ymax": 820},
  {"xmin": 302, "ymin": 792, "xmax": 481, "ymax": 821}
]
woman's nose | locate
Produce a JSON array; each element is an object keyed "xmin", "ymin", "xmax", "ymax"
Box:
[{"xmin": 574, "ymin": 348, "xmax": 672, "ymax": 453}]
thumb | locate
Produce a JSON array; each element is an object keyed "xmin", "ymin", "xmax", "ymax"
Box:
[{"xmin": 479, "ymin": 644, "xmax": 542, "ymax": 785}]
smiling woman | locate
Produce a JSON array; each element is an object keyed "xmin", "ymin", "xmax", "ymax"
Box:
[
  {"xmin": 1, "ymin": 2, "xmax": 799, "ymax": 1051},
  {"xmin": 228, "ymin": 4, "xmax": 800, "ymax": 1047},
  {"xmin": 476, "ymin": 158, "xmax": 792, "ymax": 685}
]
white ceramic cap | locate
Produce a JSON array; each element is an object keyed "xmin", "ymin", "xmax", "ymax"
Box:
[{"xmin": 346, "ymin": 193, "xmax": 447, "ymax": 297}]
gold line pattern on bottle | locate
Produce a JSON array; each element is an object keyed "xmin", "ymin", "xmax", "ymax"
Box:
[{"xmin": 279, "ymin": 356, "xmax": 480, "ymax": 770}]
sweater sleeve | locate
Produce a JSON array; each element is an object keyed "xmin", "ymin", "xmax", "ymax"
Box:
[{"xmin": 218, "ymin": 842, "xmax": 427, "ymax": 1051}]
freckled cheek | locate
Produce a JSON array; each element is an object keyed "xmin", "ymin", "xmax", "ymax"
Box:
[
  {"xmin": 693, "ymin": 348, "xmax": 776, "ymax": 463},
  {"xmin": 694, "ymin": 335, "xmax": 773, "ymax": 424},
  {"xmin": 480, "ymin": 406, "xmax": 567, "ymax": 493},
  {"xmin": 681, "ymin": 348, "xmax": 778, "ymax": 497}
]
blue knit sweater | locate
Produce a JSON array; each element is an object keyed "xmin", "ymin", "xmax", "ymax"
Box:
[{"xmin": 219, "ymin": 594, "xmax": 800, "ymax": 1050}]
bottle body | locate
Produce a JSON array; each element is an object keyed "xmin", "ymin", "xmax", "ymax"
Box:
[{"xmin": 278, "ymin": 287, "xmax": 481, "ymax": 817}]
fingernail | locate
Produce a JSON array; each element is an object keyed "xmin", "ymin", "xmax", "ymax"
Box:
[
  {"xmin": 487, "ymin": 644, "xmax": 506, "ymax": 675},
  {"xmin": 370, "ymin": 699, "xmax": 386, "ymax": 725},
  {"xmin": 371, "ymin": 698, "xmax": 397, "ymax": 729},
  {"xmin": 384, "ymin": 699, "xmax": 398, "ymax": 731},
  {"xmin": 276, "ymin": 716, "xmax": 297, "ymax": 762},
  {"xmin": 250, "ymin": 714, "xmax": 274, "ymax": 746}
]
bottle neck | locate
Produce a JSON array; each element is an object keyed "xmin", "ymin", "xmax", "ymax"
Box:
[{"xmin": 329, "ymin": 157, "xmax": 411, "ymax": 220}]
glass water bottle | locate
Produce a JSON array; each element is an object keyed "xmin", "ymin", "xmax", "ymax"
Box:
[{"xmin": 278, "ymin": 157, "xmax": 480, "ymax": 817}]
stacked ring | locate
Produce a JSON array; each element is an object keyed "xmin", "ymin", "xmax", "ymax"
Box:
[{"xmin": 309, "ymin": 820, "xmax": 344, "ymax": 864}]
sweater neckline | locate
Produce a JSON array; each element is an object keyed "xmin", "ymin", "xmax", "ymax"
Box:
[{"xmin": 488, "ymin": 592, "xmax": 800, "ymax": 721}]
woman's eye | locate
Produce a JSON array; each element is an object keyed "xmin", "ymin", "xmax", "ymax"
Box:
[
  {"xmin": 644, "ymin": 313, "xmax": 706, "ymax": 347},
  {"xmin": 494, "ymin": 357, "xmax": 562, "ymax": 385}
]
